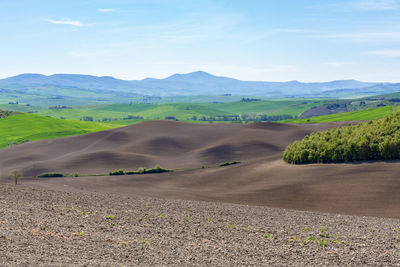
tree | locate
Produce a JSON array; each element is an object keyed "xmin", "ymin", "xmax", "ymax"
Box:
[{"xmin": 9, "ymin": 170, "xmax": 22, "ymax": 185}]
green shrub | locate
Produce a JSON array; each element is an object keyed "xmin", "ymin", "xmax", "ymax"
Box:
[
  {"xmin": 219, "ymin": 161, "xmax": 240, "ymax": 167},
  {"xmin": 37, "ymin": 172, "xmax": 64, "ymax": 177},
  {"xmin": 283, "ymin": 112, "xmax": 400, "ymax": 164},
  {"xmin": 124, "ymin": 165, "xmax": 172, "ymax": 175},
  {"xmin": 137, "ymin": 167, "xmax": 146, "ymax": 174},
  {"xmin": 109, "ymin": 169, "xmax": 125, "ymax": 176},
  {"xmin": 145, "ymin": 164, "xmax": 172, "ymax": 173}
]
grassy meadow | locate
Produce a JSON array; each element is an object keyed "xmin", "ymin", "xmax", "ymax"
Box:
[
  {"xmin": 0, "ymin": 112, "xmax": 118, "ymax": 149},
  {"xmin": 286, "ymin": 106, "xmax": 395, "ymax": 123},
  {"xmin": 1, "ymin": 99, "xmax": 326, "ymax": 123}
]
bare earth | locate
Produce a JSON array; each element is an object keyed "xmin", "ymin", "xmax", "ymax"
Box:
[
  {"xmin": 1, "ymin": 121, "xmax": 400, "ymax": 265},
  {"xmin": 1, "ymin": 184, "xmax": 400, "ymax": 266}
]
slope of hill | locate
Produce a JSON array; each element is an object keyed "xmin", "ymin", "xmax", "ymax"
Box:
[
  {"xmin": 0, "ymin": 112, "xmax": 118, "ymax": 148},
  {"xmin": 2, "ymin": 120, "xmax": 400, "ymax": 219},
  {"xmin": 0, "ymin": 73, "xmax": 137, "ymax": 92},
  {"xmin": 288, "ymin": 106, "xmax": 393, "ymax": 123},
  {"xmin": 321, "ymin": 83, "xmax": 400, "ymax": 97}
]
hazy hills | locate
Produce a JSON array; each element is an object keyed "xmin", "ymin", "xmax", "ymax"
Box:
[{"xmin": 1, "ymin": 71, "xmax": 399, "ymax": 101}]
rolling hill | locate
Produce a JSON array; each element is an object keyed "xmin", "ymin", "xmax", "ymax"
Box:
[
  {"xmin": 287, "ymin": 106, "xmax": 394, "ymax": 123},
  {"xmin": 0, "ymin": 112, "xmax": 119, "ymax": 149},
  {"xmin": 1, "ymin": 99, "xmax": 323, "ymax": 122},
  {"xmin": 3, "ymin": 120, "xmax": 400, "ymax": 219}
]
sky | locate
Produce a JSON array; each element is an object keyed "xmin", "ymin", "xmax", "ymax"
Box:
[{"xmin": 1, "ymin": 0, "xmax": 400, "ymax": 82}]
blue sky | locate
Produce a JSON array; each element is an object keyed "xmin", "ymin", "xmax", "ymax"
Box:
[{"xmin": 1, "ymin": 0, "xmax": 400, "ymax": 82}]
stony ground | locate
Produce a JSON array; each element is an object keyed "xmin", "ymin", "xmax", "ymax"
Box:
[{"xmin": 0, "ymin": 183, "xmax": 400, "ymax": 266}]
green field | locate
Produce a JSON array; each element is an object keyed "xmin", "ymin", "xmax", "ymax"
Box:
[
  {"xmin": 0, "ymin": 112, "xmax": 118, "ymax": 149},
  {"xmin": 286, "ymin": 106, "xmax": 395, "ymax": 123},
  {"xmin": 1, "ymin": 102, "xmax": 398, "ymax": 151},
  {"xmin": 1, "ymin": 99, "xmax": 327, "ymax": 123}
]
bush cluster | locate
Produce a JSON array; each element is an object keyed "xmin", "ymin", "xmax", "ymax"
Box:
[
  {"xmin": 283, "ymin": 112, "xmax": 400, "ymax": 164},
  {"xmin": 109, "ymin": 165, "xmax": 172, "ymax": 176},
  {"xmin": 219, "ymin": 161, "xmax": 241, "ymax": 167},
  {"xmin": 0, "ymin": 110, "xmax": 15, "ymax": 119},
  {"xmin": 37, "ymin": 172, "xmax": 64, "ymax": 177}
]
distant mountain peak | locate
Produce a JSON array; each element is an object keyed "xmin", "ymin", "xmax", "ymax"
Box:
[
  {"xmin": 14, "ymin": 73, "xmax": 46, "ymax": 78},
  {"xmin": 165, "ymin": 71, "xmax": 215, "ymax": 80},
  {"xmin": 0, "ymin": 71, "xmax": 387, "ymax": 98}
]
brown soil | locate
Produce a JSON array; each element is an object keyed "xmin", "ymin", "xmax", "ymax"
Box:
[
  {"xmin": 300, "ymin": 103, "xmax": 348, "ymax": 118},
  {"xmin": 1, "ymin": 121, "xmax": 400, "ymax": 265},
  {"xmin": 1, "ymin": 183, "xmax": 400, "ymax": 266},
  {"xmin": 1, "ymin": 120, "xmax": 400, "ymax": 218}
]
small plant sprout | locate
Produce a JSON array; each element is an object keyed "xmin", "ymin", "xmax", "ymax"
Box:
[
  {"xmin": 264, "ymin": 233, "xmax": 270, "ymax": 239},
  {"xmin": 71, "ymin": 206, "xmax": 75, "ymax": 211},
  {"xmin": 79, "ymin": 231, "xmax": 84, "ymax": 237},
  {"xmin": 207, "ymin": 218, "xmax": 211, "ymax": 223},
  {"xmin": 300, "ymin": 227, "xmax": 308, "ymax": 232},
  {"xmin": 319, "ymin": 227, "xmax": 329, "ymax": 238},
  {"xmin": 307, "ymin": 236, "xmax": 316, "ymax": 241},
  {"xmin": 158, "ymin": 213, "xmax": 163, "ymax": 218},
  {"xmin": 319, "ymin": 240, "xmax": 327, "ymax": 247},
  {"xmin": 369, "ymin": 227, "xmax": 375, "ymax": 233},
  {"xmin": 9, "ymin": 170, "xmax": 22, "ymax": 185},
  {"xmin": 105, "ymin": 215, "xmax": 115, "ymax": 220},
  {"xmin": 185, "ymin": 215, "xmax": 190, "ymax": 221},
  {"xmin": 394, "ymin": 227, "xmax": 397, "ymax": 232}
]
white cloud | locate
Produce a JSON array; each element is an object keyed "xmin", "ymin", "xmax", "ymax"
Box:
[
  {"xmin": 98, "ymin": 8, "xmax": 115, "ymax": 13},
  {"xmin": 351, "ymin": 0, "xmax": 400, "ymax": 10},
  {"xmin": 324, "ymin": 61, "xmax": 354, "ymax": 66},
  {"xmin": 367, "ymin": 49, "xmax": 400, "ymax": 57},
  {"xmin": 45, "ymin": 19, "xmax": 83, "ymax": 27}
]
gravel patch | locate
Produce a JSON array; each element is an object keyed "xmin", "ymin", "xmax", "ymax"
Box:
[{"xmin": 0, "ymin": 183, "xmax": 399, "ymax": 266}]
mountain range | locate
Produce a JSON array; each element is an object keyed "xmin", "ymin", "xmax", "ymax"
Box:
[{"xmin": 1, "ymin": 71, "xmax": 399, "ymax": 99}]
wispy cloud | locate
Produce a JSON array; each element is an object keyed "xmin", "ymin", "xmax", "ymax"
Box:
[
  {"xmin": 319, "ymin": 31, "xmax": 400, "ymax": 41},
  {"xmin": 324, "ymin": 61, "xmax": 354, "ymax": 66},
  {"xmin": 97, "ymin": 13, "xmax": 244, "ymax": 45},
  {"xmin": 367, "ymin": 49, "xmax": 400, "ymax": 57},
  {"xmin": 45, "ymin": 19, "xmax": 83, "ymax": 27},
  {"xmin": 312, "ymin": 0, "xmax": 400, "ymax": 11},
  {"xmin": 98, "ymin": 8, "xmax": 115, "ymax": 13},
  {"xmin": 351, "ymin": 0, "xmax": 400, "ymax": 10}
]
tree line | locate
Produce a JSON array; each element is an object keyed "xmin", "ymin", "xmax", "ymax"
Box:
[{"xmin": 283, "ymin": 112, "xmax": 400, "ymax": 164}]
